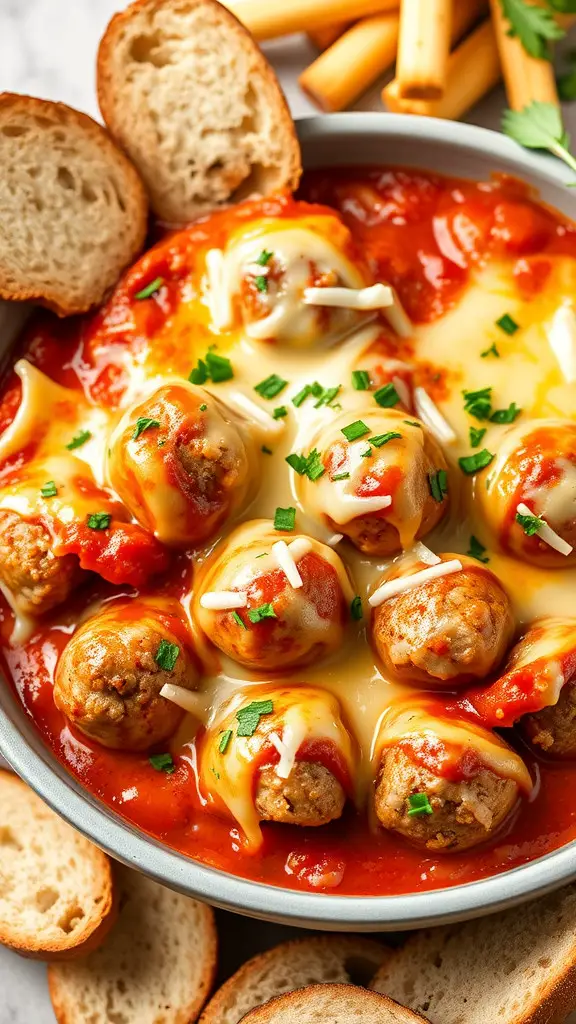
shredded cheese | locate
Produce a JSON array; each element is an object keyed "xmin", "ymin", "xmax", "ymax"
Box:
[
  {"xmin": 200, "ymin": 591, "xmax": 248, "ymax": 610},
  {"xmin": 159, "ymin": 683, "xmax": 206, "ymax": 717},
  {"xmin": 326, "ymin": 533, "xmax": 344, "ymax": 547},
  {"xmin": 546, "ymin": 304, "xmax": 576, "ymax": 384},
  {"xmin": 412, "ymin": 541, "xmax": 441, "ymax": 565},
  {"xmin": 391, "ymin": 374, "xmax": 412, "ymax": 409},
  {"xmin": 269, "ymin": 730, "xmax": 299, "ymax": 779},
  {"xmin": 303, "ymin": 283, "xmax": 393, "ymax": 310},
  {"xmin": 516, "ymin": 502, "xmax": 573, "ymax": 557},
  {"xmin": 288, "ymin": 537, "xmax": 313, "ymax": 560},
  {"xmin": 272, "ymin": 540, "xmax": 303, "ymax": 588},
  {"xmin": 413, "ymin": 386, "xmax": 457, "ymax": 444},
  {"xmin": 382, "ymin": 288, "xmax": 413, "ymax": 338},
  {"xmin": 205, "ymin": 248, "xmax": 233, "ymax": 331},
  {"xmin": 369, "ymin": 559, "xmax": 463, "ymax": 608}
]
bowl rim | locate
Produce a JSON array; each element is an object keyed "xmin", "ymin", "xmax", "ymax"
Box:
[{"xmin": 2, "ymin": 111, "xmax": 576, "ymax": 931}]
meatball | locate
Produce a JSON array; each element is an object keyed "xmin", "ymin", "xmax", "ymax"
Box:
[
  {"xmin": 107, "ymin": 382, "xmax": 256, "ymax": 547},
  {"xmin": 54, "ymin": 603, "xmax": 198, "ymax": 750},
  {"xmin": 220, "ymin": 214, "xmax": 371, "ymax": 347},
  {"xmin": 371, "ymin": 554, "xmax": 515, "ymax": 687},
  {"xmin": 519, "ymin": 681, "xmax": 576, "ymax": 757},
  {"xmin": 0, "ymin": 510, "xmax": 80, "ymax": 615},
  {"xmin": 477, "ymin": 419, "xmax": 576, "ymax": 567},
  {"xmin": 256, "ymin": 761, "xmax": 345, "ymax": 826},
  {"xmin": 195, "ymin": 523, "xmax": 352, "ymax": 671},
  {"xmin": 296, "ymin": 410, "xmax": 448, "ymax": 556},
  {"xmin": 375, "ymin": 745, "xmax": 519, "ymax": 852}
]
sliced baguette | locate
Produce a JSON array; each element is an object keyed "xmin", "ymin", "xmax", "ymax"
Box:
[
  {"xmin": 371, "ymin": 883, "xmax": 576, "ymax": 1024},
  {"xmin": 97, "ymin": 0, "xmax": 301, "ymax": 224},
  {"xmin": 48, "ymin": 863, "xmax": 217, "ymax": 1024},
  {"xmin": 0, "ymin": 93, "xmax": 147, "ymax": 316},
  {"xmin": 200, "ymin": 935, "xmax": 390, "ymax": 1024},
  {"xmin": 0, "ymin": 769, "xmax": 115, "ymax": 959},
  {"xmin": 239, "ymin": 984, "xmax": 431, "ymax": 1023}
]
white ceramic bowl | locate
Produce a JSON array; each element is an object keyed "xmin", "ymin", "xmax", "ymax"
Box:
[{"xmin": 1, "ymin": 113, "xmax": 576, "ymax": 931}]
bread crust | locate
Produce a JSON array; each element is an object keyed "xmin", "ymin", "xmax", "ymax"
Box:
[
  {"xmin": 238, "ymin": 983, "xmax": 431, "ymax": 1022},
  {"xmin": 0, "ymin": 93, "xmax": 148, "ymax": 316},
  {"xmin": 0, "ymin": 770, "xmax": 116, "ymax": 958},
  {"xmin": 97, "ymin": 0, "xmax": 301, "ymax": 223}
]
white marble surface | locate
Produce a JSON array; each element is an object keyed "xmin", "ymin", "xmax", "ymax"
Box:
[{"xmin": 1, "ymin": 1, "xmax": 576, "ymax": 1020}]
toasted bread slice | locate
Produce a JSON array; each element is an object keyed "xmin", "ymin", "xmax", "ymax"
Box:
[
  {"xmin": 371, "ymin": 883, "xmax": 576, "ymax": 1024},
  {"xmin": 200, "ymin": 935, "xmax": 390, "ymax": 1024},
  {"xmin": 239, "ymin": 984, "xmax": 431, "ymax": 1023},
  {"xmin": 48, "ymin": 864, "xmax": 217, "ymax": 1024},
  {"xmin": 97, "ymin": 0, "xmax": 301, "ymax": 224},
  {"xmin": 0, "ymin": 93, "xmax": 147, "ymax": 316},
  {"xmin": 0, "ymin": 769, "xmax": 115, "ymax": 959}
]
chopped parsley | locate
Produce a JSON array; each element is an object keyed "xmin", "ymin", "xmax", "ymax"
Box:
[
  {"xmin": 314, "ymin": 385, "xmax": 341, "ymax": 409},
  {"xmin": 352, "ymin": 369, "xmax": 370, "ymax": 390},
  {"xmin": 496, "ymin": 313, "xmax": 519, "ymax": 335},
  {"xmin": 135, "ymin": 276, "xmax": 164, "ymax": 300},
  {"xmin": 428, "ymin": 469, "xmax": 448, "ymax": 503},
  {"xmin": 463, "ymin": 387, "xmax": 492, "ymax": 421},
  {"xmin": 467, "ymin": 535, "xmax": 490, "ymax": 563},
  {"xmin": 273, "ymin": 405, "xmax": 288, "ymax": 419},
  {"xmin": 254, "ymin": 275, "xmax": 268, "ymax": 293},
  {"xmin": 273, "ymin": 506, "xmax": 296, "ymax": 531},
  {"xmin": 189, "ymin": 359, "xmax": 208, "ymax": 385},
  {"xmin": 231, "ymin": 610, "xmax": 247, "ymax": 629},
  {"xmin": 331, "ymin": 471, "xmax": 350, "ymax": 481},
  {"xmin": 149, "ymin": 753, "xmax": 175, "ymax": 773},
  {"xmin": 292, "ymin": 382, "xmax": 322, "ymax": 408},
  {"xmin": 66, "ymin": 429, "xmax": 91, "ymax": 450},
  {"xmin": 481, "ymin": 342, "xmax": 500, "ymax": 358},
  {"xmin": 407, "ymin": 793, "xmax": 433, "ymax": 817},
  {"xmin": 256, "ymin": 250, "xmax": 273, "ymax": 266},
  {"xmin": 469, "ymin": 426, "xmax": 487, "ymax": 448},
  {"xmin": 303, "ymin": 448, "xmax": 325, "ymax": 480},
  {"xmin": 516, "ymin": 509, "xmax": 545, "ymax": 536},
  {"xmin": 247, "ymin": 604, "xmax": 277, "ymax": 624},
  {"xmin": 490, "ymin": 402, "xmax": 522, "ymax": 424},
  {"xmin": 458, "ymin": 449, "xmax": 495, "ymax": 475},
  {"xmin": 41, "ymin": 480, "xmax": 57, "ymax": 498},
  {"xmin": 218, "ymin": 729, "xmax": 233, "ymax": 753},
  {"xmin": 87, "ymin": 511, "xmax": 111, "ymax": 530},
  {"xmin": 189, "ymin": 351, "xmax": 233, "ymax": 385},
  {"xmin": 236, "ymin": 699, "xmax": 274, "ymax": 737},
  {"xmin": 374, "ymin": 382, "xmax": 400, "ymax": 408},
  {"xmin": 341, "ymin": 419, "xmax": 370, "ymax": 442},
  {"xmin": 132, "ymin": 416, "xmax": 160, "ymax": 440},
  {"xmin": 350, "ymin": 596, "xmax": 363, "ymax": 621},
  {"xmin": 360, "ymin": 447, "xmax": 372, "ymax": 458},
  {"xmin": 369, "ymin": 432, "xmax": 402, "ymax": 447},
  {"xmin": 155, "ymin": 639, "xmax": 180, "ymax": 671},
  {"xmin": 254, "ymin": 374, "xmax": 288, "ymax": 400},
  {"xmin": 199, "ymin": 403, "xmax": 207, "ymax": 411}
]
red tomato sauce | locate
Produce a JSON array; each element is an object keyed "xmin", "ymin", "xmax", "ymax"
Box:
[{"xmin": 2, "ymin": 167, "xmax": 576, "ymax": 896}]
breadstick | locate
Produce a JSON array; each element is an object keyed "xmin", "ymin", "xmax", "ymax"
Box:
[
  {"xmin": 300, "ymin": 13, "xmax": 399, "ymax": 111},
  {"xmin": 386, "ymin": 19, "xmax": 500, "ymax": 119},
  {"xmin": 396, "ymin": 0, "xmax": 452, "ymax": 99},
  {"xmin": 382, "ymin": 0, "xmax": 488, "ymax": 109},
  {"xmin": 223, "ymin": 0, "xmax": 398, "ymax": 40},
  {"xmin": 489, "ymin": 0, "xmax": 558, "ymax": 110},
  {"xmin": 307, "ymin": 23, "xmax": 349, "ymax": 50}
]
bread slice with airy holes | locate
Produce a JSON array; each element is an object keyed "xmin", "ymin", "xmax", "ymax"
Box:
[
  {"xmin": 97, "ymin": 0, "xmax": 301, "ymax": 224},
  {"xmin": 0, "ymin": 769, "xmax": 115, "ymax": 959},
  {"xmin": 48, "ymin": 863, "xmax": 217, "ymax": 1024},
  {"xmin": 238, "ymin": 984, "xmax": 431, "ymax": 1023},
  {"xmin": 0, "ymin": 93, "xmax": 147, "ymax": 316},
  {"xmin": 200, "ymin": 935, "xmax": 390, "ymax": 1024},
  {"xmin": 371, "ymin": 883, "xmax": 576, "ymax": 1024}
]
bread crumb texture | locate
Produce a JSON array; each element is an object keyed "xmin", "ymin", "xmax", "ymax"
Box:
[
  {"xmin": 0, "ymin": 93, "xmax": 147, "ymax": 315},
  {"xmin": 238, "ymin": 983, "xmax": 430, "ymax": 1023},
  {"xmin": 48, "ymin": 863, "xmax": 217, "ymax": 1024},
  {"xmin": 97, "ymin": 0, "xmax": 301, "ymax": 223},
  {"xmin": 0, "ymin": 770, "xmax": 115, "ymax": 957}
]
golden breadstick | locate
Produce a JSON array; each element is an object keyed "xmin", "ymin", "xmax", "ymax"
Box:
[
  {"xmin": 300, "ymin": 13, "xmax": 399, "ymax": 111},
  {"xmin": 223, "ymin": 0, "xmax": 398, "ymax": 41},
  {"xmin": 307, "ymin": 23, "xmax": 349, "ymax": 50},
  {"xmin": 382, "ymin": 0, "xmax": 488, "ymax": 108},
  {"xmin": 396, "ymin": 0, "xmax": 452, "ymax": 99},
  {"xmin": 489, "ymin": 0, "xmax": 558, "ymax": 110},
  {"xmin": 386, "ymin": 19, "xmax": 500, "ymax": 119}
]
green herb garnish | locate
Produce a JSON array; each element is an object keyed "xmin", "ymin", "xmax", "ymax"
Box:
[
  {"xmin": 428, "ymin": 469, "xmax": 448, "ymax": 503},
  {"xmin": 149, "ymin": 753, "xmax": 175, "ymax": 773},
  {"xmin": 469, "ymin": 426, "xmax": 487, "ymax": 448},
  {"xmin": 502, "ymin": 101, "xmax": 576, "ymax": 176},
  {"xmin": 458, "ymin": 449, "xmax": 495, "ymax": 475},
  {"xmin": 219, "ymin": 729, "xmax": 233, "ymax": 753},
  {"xmin": 490, "ymin": 402, "xmax": 522, "ymax": 424},
  {"xmin": 254, "ymin": 275, "xmax": 268, "ymax": 293},
  {"xmin": 155, "ymin": 639, "xmax": 180, "ymax": 671},
  {"xmin": 352, "ymin": 369, "xmax": 370, "ymax": 390},
  {"xmin": 274, "ymin": 506, "xmax": 296, "ymax": 531},
  {"xmin": 516, "ymin": 509, "xmax": 545, "ymax": 535},
  {"xmin": 331, "ymin": 471, "xmax": 350, "ymax": 481},
  {"xmin": 374, "ymin": 382, "xmax": 400, "ymax": 408},
  {"xmin": 467, "ymin": 535, "xmax": 490, "ymax": 563},
  {"xmin": 132, "ymin": 417, "xmax": 160, "ymax": 440},
  {"xmin": 236, "ymin": 699, "xmax": 274, "ymax": 737},
  {"xmin": 254, "ymin": 374, "xmax": 288, "ymax": 400},
  {"xmin": 87, "ymin": 511, "xmax": 111, "ymax": 530},
  {"xmin": 407, "ymin": 792, "xmax": 433, "ymax": 817},
  {"xmin": 369, "ymin": 432, "xmax": 402, "ymax": 447},
  {"xmin": 314, "ymin": 385, "xmax": 341, "ymax": 409},
  {"xmin": 256, "ymin": 250, "xmax": 273, "ymax": 266},
  {"xmin": 66, "ymin": 429, "xmax": 91, "ymax": 450},
  {"xmin": 341, "ymin": 419, "xmax": 370, "ymax": 442},
  {"xmin": 496, "ymin": 314, "xmax": 519, "ymax": 336},
  {"xmin": 350, "ymin": 595, "xmax": 363, "ymax": 621},
  {"xmin": 205, "ymin": 350, "xmax": 233, "ymax": 382},
  {"xmin": 247, "ymin": 604, "xmax": 277, "ymax": 624},
  {"xmin": 481, "ymin": 342, "xmax": 500, "ymax": 358},
  {"xmin": 231, "ymin": 611, "xmax": 247, "ymax": 629},
  {"xmin": 135, "ymin": 276, "xmax": 164, "ymax": 300},
  {"xmin": 41, "ymin": 480, "xmax": 57, "ymax": 498},
  {"xmin": 463, "ymin": 387, "xmax": 492, "ymax": 421},
  {"xmin": 273, "ymin": 405, "xmax": 288, "ymax": 419}
]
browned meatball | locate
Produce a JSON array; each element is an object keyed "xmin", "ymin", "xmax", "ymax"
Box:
[
  {"xmin": 256, "ymin": 762, "xmax": 345, "ymax": 827},
  {"xmin": 519, "ymin": 681, "xmax": 576, "ymax": 757},
  {"xmin": 371, "ymin": 555, "xmax": 515, "ymax": 687},
  {"xmin": 54, "ymin": 604, "xmax": 198, "ymax": 750},
  {"xmin": 0, "ymin": 510, "xmax": 80, "ymax": 615},
  {"xmin": 375, "ymin": 746, "xmax": 519, "ymax": 852}
]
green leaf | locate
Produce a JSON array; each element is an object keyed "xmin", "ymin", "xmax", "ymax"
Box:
[
  {"xmin": 369, "ymin": 432, "xmax": 402, "ymax": 447},
  {"xmin": 500, "ymin": 0, "xmax": 564, "ymax": 59},
  {"xmin": 490, "ymin": 402, "xmax": 522, "ymax": 424},
  {"xmin": 87, "ymin": 511, "xmax": 111, "ymax": 530},
  {"xmin": 481, "ymin": 342, "xmax": 501, "ymax": 357},
  {"xmin": 254, "ymin": 275, "xmax": 268, "ymax": 293},
  {"xmin": 66, "ymin": 429, "xmax": 91, "ymax": 450},
  {"xmin": 218, "ymin": 729, "xmax": 233, "ymax": 753},
  {"xmin": 149, "ymin": 753, "xmax": 175, "ymax": 773},
  {"xmin": 247, "ymin": 604, "xmax": 277, "ymax": 624},
  {"xmin": 254, "ymin": 374, "xmax": 288, "ymax": 399},
  {"xmin": 407, "ymin": 792, "xmax": 433, "ymax": 817},
  {"xmin": 135, "ymin": 276, "xmax": 164, "ymax": 300},
  {"xmin": 516, "ymin": 510, "xmax": 545, "ymax": 535},
  {"xmin": 256, "ymin": 250, "xmax": 273, "ymax": 266},
  {"xmin": 463, "ymin": 387, "xmax": 493, "ymax": 421},
  {"xmin": 467, "ymin": 535, "xmax": 490, "ymax": 563},
  {"xmin": 236, "ymin": 699, "xmax": 274, "ymax": 737},
  {"xmin": 41, "ymin": 480, "xmax": 58, "ymax": 498},
  {"xmin": 502, "ymin": 102, "xmax": 576, "ymax": 175},
  {"xmin": 273, "ymin": 405, "xmax": 288, "ymax": 419},
  {"xmin": 205, "ymin": 351, "xmax": 233, "ymax": 383},
  {"xmin": 496, "ymin": 314, "xmax": 519, "ymax": 336},
  {"xmin": 458, "ymin": 449, "xmax": 495, "ymax": 475},
  {"xmin": 548, "ymin": 0, "xmax": 576, "ymax": 12},
  {"xmin": 231, "ymin": 611, "xmax": 247, "ymax": 629},
  {"xmin": 373, "ymin": 382, "xmax": 400, "ymax": 408},
  {"xmin": 428, "ymin": 469, "xmax": 448, "ymax": 503},
  {"xmin": 341, "ymin": 420, "xmax": 370, "ymax": 442},
  {"xmin": 155, "ymin": 639, "xmax": 180, "ymax": 671},
  {"xmin": 352, "ymin": 369, "xmax": 370, "ymax": 390},
  {"xmin": 350, "ymin": 596, "xmax": 363, "ymax": 621},
  {"xmin": 469, "ymin": 426, "xmax": 487, "ymax": 448},
  {"xmin": 273, "ymin": 506, "xmax": 296, "ymax": 531},
  {"xmin": 132, "ymin": 417, "xmax": 160, "ymax": 440}
]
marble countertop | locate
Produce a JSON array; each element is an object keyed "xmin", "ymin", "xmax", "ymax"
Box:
[{"xmin": 1, "ymin": 1, "xmax": 576, "ymax": 1021}]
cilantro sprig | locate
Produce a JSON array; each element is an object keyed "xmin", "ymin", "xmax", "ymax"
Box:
[
  {"xmin": 499, "ymin": 0, "xmax": 564, "ymax": 60},
  {"xmin": 502, "ymin": 102, "xmax": 576, "ymax": 176}
]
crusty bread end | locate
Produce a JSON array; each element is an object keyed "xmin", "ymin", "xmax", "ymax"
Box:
[
  {"xmin": 0, "ymin": 770, "xmax": 115, "ymax": 959},
  {"xmin": 97, "ymin": 0, "xmax": 301, "ymax": 223},
  {"xmin": 239, "ymin": 983, "xmax": 431, "ymax": 1023}
]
